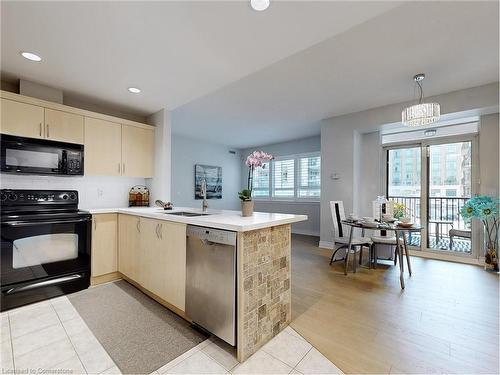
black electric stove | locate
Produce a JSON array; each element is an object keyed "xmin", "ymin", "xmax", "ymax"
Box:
[{"xmin": 1, "ymin": 189, "xmax": 91, "ymax": 311}]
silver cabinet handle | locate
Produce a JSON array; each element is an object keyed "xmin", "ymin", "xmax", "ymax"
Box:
[
  {"xmin": 118, "ymin": 163, "xmax": 121, "ymax": 174},
  {"xmin": 159, "ymin": 224, "xmax": 163, "ymax": 239},
  {"xmin": 39, "ymin": 123, "xmax": 42, "ymax": 137},
  {"xmin": 136, "ymin": 218, "xmax": 140, "ymax": 232},
  {"xmin": 155, "ymin": 223, "xmax": 160, "ymax": 239},
  {"xmin": 46, "ymin": 124, "xmax": 50, "ymax": 138},
  {"xmin": 94, "ymin": 220, "xmax": 96, "ymax": 231}
]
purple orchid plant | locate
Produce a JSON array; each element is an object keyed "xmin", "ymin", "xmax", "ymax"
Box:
[{"xmin": 239, "ymin": 150, "xmax": 273, "ymax": 201}]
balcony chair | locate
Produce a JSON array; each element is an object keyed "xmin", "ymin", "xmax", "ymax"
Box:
[
  {"xmin": 329, "ymin": 201, "xmax": 372, "ymax": 274},
  {"xmin": 449, "ymin": 227, "xmax": 471, "ymax": 249}
]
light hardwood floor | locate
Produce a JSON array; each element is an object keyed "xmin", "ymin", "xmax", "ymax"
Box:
[{"xmin": 290, "ymin": 234, "xmax": 499, "ymax": 374}]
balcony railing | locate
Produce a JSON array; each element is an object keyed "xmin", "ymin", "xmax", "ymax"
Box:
[{"xmin": 388, "ymin": 196, "xmax": 471, "ymax": 253}]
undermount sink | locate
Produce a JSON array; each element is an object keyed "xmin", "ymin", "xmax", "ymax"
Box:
[{"xmin": 164, "ymin": 211, "xmax": 210, "ymax": 217}]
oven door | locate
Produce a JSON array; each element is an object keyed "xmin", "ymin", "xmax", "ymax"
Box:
[
  {"xmin": 0, "ymin": 134, "xmax": 84, "ymax": 175},
  {"xmin": 1, "ymin": 216, "xmax": 91, "ymax": 288}
]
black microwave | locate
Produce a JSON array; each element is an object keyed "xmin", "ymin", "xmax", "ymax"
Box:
[{"xmin": 0, "ymin": 134, "xmax": 84, "ymax": 176}]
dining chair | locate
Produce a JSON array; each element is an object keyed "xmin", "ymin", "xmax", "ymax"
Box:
[
  {"xmin": 329, "ymin": 201, "xmax": 372, "ymax": 273},
  {"xmin": 370, "ymin": 232, "xmax": 397, "ymax": 268}
]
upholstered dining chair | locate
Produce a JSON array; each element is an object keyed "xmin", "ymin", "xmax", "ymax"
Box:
[
  {"xmin": 370, "ymin": 232, "xmax": 397, "ymax": 268},
  {"xmin": 329, "ymin": 201, "xmax": 372, "ymax": 274}
]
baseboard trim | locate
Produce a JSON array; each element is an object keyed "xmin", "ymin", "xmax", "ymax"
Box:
[
  {"xmin": 292, "ymin": 229, "xmax": 320, "ymax": 237},
  {"xmin": 408, "ymin": 249, "xmax": 482, "ymax": 266},
  {"xmin": 90, "ymin": 271, "xmax": 121, "ymax": 286},
  {"xmin": 119, "ymin": 273, "xmax": 188, "ymax": 320}
]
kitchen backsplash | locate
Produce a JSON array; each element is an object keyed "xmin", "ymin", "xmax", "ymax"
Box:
[{"xmin": 0, "ymin": 174, "xmax": 147, "ymax": 209}]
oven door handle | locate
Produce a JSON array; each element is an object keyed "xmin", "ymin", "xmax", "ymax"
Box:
[
  {"xmin": 3, "ymin": 274, "xmax": 83, "ymax": 295},
  {"xmin": 3, "ymin": 218, "xmax": 90, "ymax": 227}
]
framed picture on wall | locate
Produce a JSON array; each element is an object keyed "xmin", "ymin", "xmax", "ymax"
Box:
[{"xmin": 194, "ymin": 164, "xmax": 222, "ymax": 199}]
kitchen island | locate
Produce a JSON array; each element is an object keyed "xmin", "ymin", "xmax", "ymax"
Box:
[{"xmin": 88, "ymin": 207, "xmax": 307, "ymax": 362}]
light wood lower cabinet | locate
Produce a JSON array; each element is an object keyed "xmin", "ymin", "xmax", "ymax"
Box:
[
  {"xmin": 1, "ymin": 98, "xmax": 44, "ymax": 138},
  {"xmin": 141, "ymin": 218, "xmax": 186, "ymax": 311},
  {"xmin": 91, "ymin": 214, "xmax": 118, "ymax": 277},
  {"xmin": 117, "ymin": 215, "xmax": 186, "ymax": 311},
  {"xmin": 118, "ymin": 214, "xmax": 141, "ymax": 282}
]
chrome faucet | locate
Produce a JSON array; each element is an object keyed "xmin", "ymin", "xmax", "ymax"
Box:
[{"xmin": 201, "ymin": 179, "xmax": 208, "ymax": 214}]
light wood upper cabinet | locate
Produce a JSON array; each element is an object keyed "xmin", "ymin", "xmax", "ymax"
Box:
[
  {"xmin": 91, "ymin": 214, "xmax": 118, "ymax": 277},
  {"xmin": 85, "ymin": 118, "xmax": 122, "ymax": 176},
  {"xmin": 1, "ymin": 98, "xmax": 44, "ymax": 138},
  {"xmin": 122, "ymin": 125, "xmax": 154, "ymax": 178},
  {"xmin": 44, "ymin": 108, "xmax": 84, "ymax": 144},
  {"xmin": 0, "ymin": 92, "xmax": 156, "ymax": 179},
  {"xmin": 118, "ymin": 214, "xmax": 142, "ymax": 282}
]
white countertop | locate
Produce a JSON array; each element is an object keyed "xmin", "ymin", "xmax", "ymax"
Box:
[{"xmin": 85, "ymin": 206, "xmax": 307, "ymax": 232}]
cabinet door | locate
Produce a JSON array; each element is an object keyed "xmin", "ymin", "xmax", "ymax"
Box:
[
  {"xmin": 85, "ymin": 118, "xmax": 122, "ymax": 176},
  {"xmin": 1, "ymin": 99, "xmax": 44, "ymax": 138},
  {"xmin": 140, "ymin": 219, "xmax": 186, "ymax": 311},
  {"xmin": 121, "ymin": 125, "xmax": 154, "ymax": 178},
  {"xmin": 138, "ymin": 218, "xmax": 157, "ymax": 291},
  {"xmin": 91, "ymin": 214, "xmax": 118, "ymax": 277},
  {"xmin": 159, "ymin": 221, "xmax": 186, "ymax": 311},
  {"xmin": 118, "ymin": 214, "xmax": 141, "ymax": 281},
  {"xmin": 44, "ymin": 108, "xmax": 84, "ymax": 144}
]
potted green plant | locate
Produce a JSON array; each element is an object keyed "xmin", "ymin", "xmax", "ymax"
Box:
[
  {"xmin": 460, "ymin": 195, "xmax": 499, "ymax": 272},
  {"xmin": 239, "ymin": 151, "xmax": 273, "ymax": 217}
]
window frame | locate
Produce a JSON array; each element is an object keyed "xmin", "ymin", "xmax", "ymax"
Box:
[{"xmin": 252, "ymin": 151, "xmax": 321, "ymax": 202}]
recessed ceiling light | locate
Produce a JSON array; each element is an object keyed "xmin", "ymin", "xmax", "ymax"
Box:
[
  {"xmin": 127, "ymin": 87, "xmax": 141, "ymax": 94},
  {"xmin": 20, "ymin": 51, "xmax": 42, "ymax": 62},
  {"xmin": 250, "ymin": 0, "xmax": 270, "ymax": 11}
]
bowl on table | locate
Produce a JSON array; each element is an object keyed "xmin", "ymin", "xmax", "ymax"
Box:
[
  {"xmin": 362, "ymin": 217, "xmax": 378, "ymax": 226},
  {"xmin": 397, "ymin": 222, "xmax": 414, "ymax": 228}
]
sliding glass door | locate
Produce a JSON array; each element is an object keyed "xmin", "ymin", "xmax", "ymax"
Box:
[
  {"xmin": 427, "ymin": 141, "xmax": 472, "ymax": 253},
  {"xmin": 385, "ymin": 136, "xmax": 477, "ymax": 258},
  {"xmin": 387, "ymin": 146, "xmax": 423, "ymax": 248}
]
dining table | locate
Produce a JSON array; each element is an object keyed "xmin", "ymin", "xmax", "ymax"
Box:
[{"xmin": 341, "ymin": 220, "xmax": 423, "ymax": 289}]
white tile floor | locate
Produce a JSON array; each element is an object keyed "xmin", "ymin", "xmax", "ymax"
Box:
[{"xmin": 0, "ymin": 296, "xmax": 343, "ymax": 375}]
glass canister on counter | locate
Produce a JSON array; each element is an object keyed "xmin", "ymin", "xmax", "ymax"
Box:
[{"xmin": 128, "ymin": 185, "xmax": 150, "ymax": 207}]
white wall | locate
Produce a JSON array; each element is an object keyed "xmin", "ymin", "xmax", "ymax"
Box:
[
  {"xmin": 240, "ymin": 136, "xmax": 321, "ymax": 236},
  {"xmin": 147, "ymin": 109, "xmax": 172, "ymax": 203},
  {"xmin": 479, "ymin": 113, "xmax": 499, "ymax": 197},
  {"xmin": 359, "ymin": 131, "xmax": 383, "ymax": 217},
  {"xmin": 320, "ymin": 82, "xmax": 499, "ymax": 247},
  {"xmin": 171, "ymin": 134, "xmax": 241, "ymax": 210},
  {"xmin": 0, "ymin": 174, "xmax": 146, "ymax": 209}
]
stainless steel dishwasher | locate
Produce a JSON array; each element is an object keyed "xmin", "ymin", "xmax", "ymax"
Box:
[{"xmin": 186, "ymin": 225, "xmax": 236, "ymax": 345}]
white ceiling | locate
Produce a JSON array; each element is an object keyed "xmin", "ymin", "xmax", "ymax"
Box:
[
  {"xmin": 2, "ymin": 1, "xmax": 498, "ymax": 149},
  {"xmin": 1, "ymin": 1, "xmax": 400, "ymax": 113},
  {"xmin": 173, "ymin": 1, "xmax": 499, "ymax": 147}
]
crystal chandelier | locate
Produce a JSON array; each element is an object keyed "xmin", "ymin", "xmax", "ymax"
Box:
[{"xmin": 402, "ymin": 73, "xmax": 440, "ymax": 127}]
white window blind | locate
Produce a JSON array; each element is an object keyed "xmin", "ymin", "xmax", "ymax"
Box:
[
  {"xmin": 298, "ymin": 156, "xmax": 320, "ymax": 198},
  {"xmin": 252, "ymin": 162, "xmax": 270, "ymax": 197},
  {"xmin": 273, "ymin": 159, "xmax": 295, "ymax": 197}
]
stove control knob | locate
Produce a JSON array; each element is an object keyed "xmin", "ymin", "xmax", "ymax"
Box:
[
  {"xmin": 69, "ymin": 193, "xmax": 77, "ymax": 201},
  {"xmin": 8, "ymin": 193, "xmax": 18, "ymax": 201},
  {"xmin": 62, "ymin": 194, "xmax": 69, "ymax": 200},
  {"xmin": 1, "ymin": 193, "xmax": 7, "ymax": 202}
]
